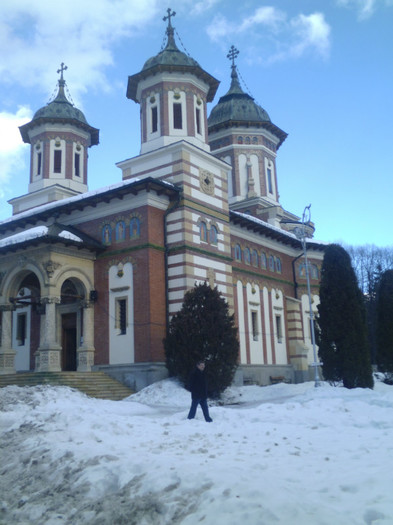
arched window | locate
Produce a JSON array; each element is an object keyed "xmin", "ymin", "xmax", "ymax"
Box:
[
  {"xmin": 245, "ymin": 136, "xmax": 251, "ymax": 144},
  {"xmin": 102, "ymin": 225, "xmax": 112, "ymax": 245},
  {"xmin": 235, "ymin": 244, "xmax": 242, "ymax": 261},
  {"xmin": 275, "ymin": 257, "xmax": 282, "ymax": 273},
  {"xmin": 237, "ymin": 136, "xmax": 243, "ymax": 144},
  {"xmin": 61, "ymin": 279, "xmax": 79, "ymax": 305},
  {"xmin": 130, "ymin": 217, "xmax": 140, "ymax": 239},
  {"xmin": 252, "ymin": 250, "xmax": 258, "ymax": 267},
  {"xmin": 200, "ymin": 221, "xmax": 208, "ymax": 242},
  {"xmin": 260, "ymin": 252, "xmax": 267, "ymax": 269},
  {"xmin": 269, "ymin": 255, "xmax": 275, "ymax": 271},
  {"xmin": 311, "ymin": 264, "xmax": 319, "ymax": 279},
  {"xmin": 244, "ymin": 248, "xmax": 251, "ymax": 265},
  {"xmin": 210, "ymin": 225, "xmax": 218, "ymax": 245},
  {"xmin": 115, "ymin": 221, "xmax": 126, "ymax": 242}
]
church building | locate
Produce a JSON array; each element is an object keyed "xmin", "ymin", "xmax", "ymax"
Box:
[{"xmin": 0, "ymin": 11, "xmax": 325, "ymax": 390}]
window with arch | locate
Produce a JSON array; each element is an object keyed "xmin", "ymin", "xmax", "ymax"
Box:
[
  {"xmin": 210, "ymin": 225, "xmax": 218, "ymax": 245},
  {"xmin": 235, "ymin": 244, "xmax": 242, "ymax": 261},
  {"xmin": 275, "ymin": 257, "xmax": 282, "ymax": 273},
  {"xmin": 252, "ymin": 137, "xmax": 258, "ymax": 144},
  {"xmin": 245, "ymin": 136, "xmax": 251, "ymax": 144},
  {"xmin": 237, "ymin": 136, "xmax": 243, "ymax": 144},
  {"xmin": 130, "ymin": 217, "xmax": 141, "ymax": 239},
  {"xmin": 299, "ymin": 263, "xmax": 306, "ymax": 277},
  {"xmin": 173, "ymin": 103, "xmax": 182, "ymax": 129},
  {"xmin": 151, "ymin": 106, "xmax": 158, "ymax": 133},
  {"xmin": 244, "ymin": 248, "xmax": 251, "ymax": 265},
  {"xmin": 269, "ymin": 255, "xmax": 275, "ymax": 271},
  {"xmin": 311, "ymin": 264, "xmax": 319, "ymax": 279},
  {"xmin": 260, "ymin": 252, "xmax": 267, "ymax": 269},
  {"xmin": 200, "ymin": 221, "xmax": 208, "ymax": 242},
  {"xmin": 115, "ymin": 221, "xmax": 126, "ymax": 242},
  {"xmin": 252, "ymin": 250, "xmax": 258, "ymax": 267},
  {"xmin": 102, "ymin": 224, "xmax": 112, "ymax": 245}
]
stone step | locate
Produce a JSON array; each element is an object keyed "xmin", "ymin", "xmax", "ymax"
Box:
[{"xmin": 0, "ymin": 372, "xmax": 134, "ymax": 401}]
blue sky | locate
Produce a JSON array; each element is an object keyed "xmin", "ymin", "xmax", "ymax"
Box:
[{"xmin": 0, "ymin": 0, "xmax": 392, "ymax": 247}]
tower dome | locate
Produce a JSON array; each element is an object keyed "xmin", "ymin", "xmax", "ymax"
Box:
[
  {"xmin": 124, "ymin": 9, "xmax": 219, "ymax": 156},
  {"xmin": 127, "ymin": 8, "xmax": 219, "ymax": 103},
  {"xmin": 11, "ymin": 64, "xmax": 99, "ymax": 215},
  {"xmin": 208, "ymin": 46, "xmax": 286, "ymax": 148},
  {"xmin": 20, "ymin": 64, "xmax": 99, "ymax": 146}
]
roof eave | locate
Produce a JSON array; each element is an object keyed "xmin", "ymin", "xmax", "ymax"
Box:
[
  {"xmin": 0, "ymin": 178, "xmax": 180, "ymax": 236},
  {"xmin": 127, "ymin": 64, "xmax": 219, "ymax": 103},
  {"xmin": 19, "ymin": 119, "xmax": 100, "ymax": 146},
  {"xmin": 208, "ymin": 120, "xmax": 288, "ymax": 149}
]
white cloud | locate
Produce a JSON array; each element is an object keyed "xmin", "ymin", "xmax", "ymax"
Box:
[
  {"xmin": 206, "ymin": 8, "xmax": 331, "ymax": 62},
  {"xmin": 0, "ymin": 107, "xmax": 32, "ymax": 198},
  {"xmin": 0, "ymin": 0, "xmax": 158, "ymax": 99},
  {"xmin": 290, "ymin": 13, "xmax": 331, "ymax": 60},
  {"xmin": 336, "ymin": 0, "xmax": 393, "ymax": 19},
  {"xmin": 239, "ymin": 6, "xmax": 286, "ymax": 32},
  {"xmin": 190, "ymin": 0, "xmax": 222, "ymax": 16},
  {"xmin": 206, "ymin": 14, "xmax": 236, "ymax": 43}
]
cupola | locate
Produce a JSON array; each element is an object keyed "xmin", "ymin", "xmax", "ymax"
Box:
[
  {"xmin": 126, "ymin": 9, "xmax": 219, "ymax": 154},
  {"xmin": 208, "ymin": 47, "xmax": 287, "ymax": 227},
  {"xmin": 11, "ymin": 64, "xmax": 99, "ymax": 215}
]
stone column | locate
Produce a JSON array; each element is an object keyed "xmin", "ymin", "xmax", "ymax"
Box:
[
  {"xmin": 37, "ymin": 297, "xmax": 62, "ymax": 372},
  {"xmin": 0, "ymin": 306, "xmax": 17, "ymax": 374},
  {"xmin": 77, "ymin": 301, "xmax": 95, "ymax": 372}
]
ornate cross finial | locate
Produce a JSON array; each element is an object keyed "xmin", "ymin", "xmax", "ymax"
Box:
[
  {"xmin": 227, "ymin": 45, "xmax": 239, "ymax": 68},
  {"xmin": 163, "ymin": 8, "xmax": 176, "ymax": 29},
  {"xmin": 57, "ymin": 62, "xmax": 68, "ymax": 81}
]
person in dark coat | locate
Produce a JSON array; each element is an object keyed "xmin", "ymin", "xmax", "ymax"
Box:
[{"xmin": 187, "ymin": 360, "xmax": 213, "ymax": 422}]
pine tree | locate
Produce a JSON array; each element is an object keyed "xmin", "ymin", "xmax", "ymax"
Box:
[
  {"xmin": 317, "ymin": 244, "xmax": 374, "ymax": 389},
  {"xmin": 164, "ymin": 282, "xmax": 239, "ymax": 397},
  {"xmin": 376, "ymin": 269, "xmax": 393, "ymax": 383}
]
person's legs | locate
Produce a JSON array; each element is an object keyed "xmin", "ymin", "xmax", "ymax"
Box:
[
  {"xmin": 187, "ymin": 398, "xmax": 199, "ymax": 419},
  {"xmin": 200, "ymin": 398, "xmax": 212, "ymax": 422}
]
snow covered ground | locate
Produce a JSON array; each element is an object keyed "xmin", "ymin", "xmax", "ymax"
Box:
[{"xmin": 1, "ymin": 378, "xmax": 392, "ymax": 525}]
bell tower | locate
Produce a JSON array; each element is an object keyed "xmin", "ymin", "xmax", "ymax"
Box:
[
  {"xmin": 208, "ymin": 47, "xmax": 288, "ymax": 228},
  {"xmin": 126, "ymin": 9, "xmax": 219, "ymax": 155},
  {"xmin": 11, "ymin": 64, "xmax": 99, "ymax": 215}
]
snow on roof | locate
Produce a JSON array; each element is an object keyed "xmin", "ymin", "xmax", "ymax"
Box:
[
  {"xmin": 231, "ymin": 210, "xmax": 328, "ymax": 247},
  {"xmin": 0, "ymin": 177, "xmax": 177, "ymax": 229},
  {"xmin": 0, "ymin": 225, "xmax": 83, "ymax": 249}
]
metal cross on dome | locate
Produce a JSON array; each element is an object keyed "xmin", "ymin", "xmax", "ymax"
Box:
[
  {"xmin": 163, "ymin": 7, "xmax": 176, "ymax": 28},
  {"xmin": 57, "ymin": 62, "xmax": 68, "ymax": 81},
  {"xmin": 227, "ymin": 45, "xmax": 239, "ymax": 68}
]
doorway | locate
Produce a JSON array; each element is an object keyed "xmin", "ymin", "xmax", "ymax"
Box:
[{"xmin": 62, "ymin": 313, "xmax": 77, "ymax": 371}]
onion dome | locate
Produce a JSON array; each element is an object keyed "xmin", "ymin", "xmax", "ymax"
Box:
[
  {"xmin": 19, "ymin": 63, "xmax": 99, "ymax": 146},
  {"xmin": 127, "ymin": 8, "xmax": 219, "ymax": 102},
  {"xmin": 208, "ymin": 46, "xmax": 287, "ymax": 148}
]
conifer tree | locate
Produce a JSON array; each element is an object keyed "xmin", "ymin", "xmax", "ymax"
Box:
[
  {"xmin": 317, "ymin": 244, "xmax": 374, "ymax": 388},
  {"xmin": 376, "ymin": 269, "xmax": 393, "ymax": 383},
  {"xmin": 164, "ymin": 282, "xmax": 239, "ymax": 396}
]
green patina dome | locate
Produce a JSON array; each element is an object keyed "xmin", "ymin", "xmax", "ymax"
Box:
[
  {"xmin": 127, "ymin": 14, "xmax": 219, "ymax": 103},
  {"xmin": 141, "ymin": 31, "xmax": 201, "ymax": 72},
  {"xmin": 19, "ymin": 74, "xmax": 99, "ymax": 146},
  {"xmin": 32, "ymin": 81, "xmax": 89, "ymax": 124},
  {"xmin": 208, "ymin": 67, "xmax": 271, "ymax": 128},
  {"xmin": 208, "ymin": 63, "xmax": 287, "ymax": 148}
]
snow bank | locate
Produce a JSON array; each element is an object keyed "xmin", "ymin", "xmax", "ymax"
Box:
[{"xmin": 1, "ymin": 379, "xmax": 392, "ymax": 524}]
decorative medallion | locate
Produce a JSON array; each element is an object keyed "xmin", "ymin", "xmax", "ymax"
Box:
[
  {"xmin": 43, "ymin": 260, "xmax": 61, "ymax": 278},
  {"xmin": 199, "ymin": 169, "xmax": 215, "ymax": 195}
]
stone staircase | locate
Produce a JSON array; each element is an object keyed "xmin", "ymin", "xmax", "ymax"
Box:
[{"xmin": 0, "ymin": 371, "xmax": 134, "ymax": 401}]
